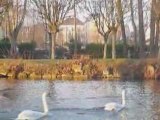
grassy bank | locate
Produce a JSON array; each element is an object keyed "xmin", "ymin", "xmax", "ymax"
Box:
[{"xmin": 0, "ymin": 58, "xmax": 159, "ymax": 80}]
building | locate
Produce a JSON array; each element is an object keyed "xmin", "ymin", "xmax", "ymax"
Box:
[
  {"xmin": 18, "ymin": 24, "xmax": 47, "ymax": 49},
  {"xmin": 84, "ymin": 19, "xmax": 103, "ymax": 44},
  {"xmin": 57, "ymin": 17, "xmax": 84, "ymax": 46},
  {"xmin": 17, "ymin": 17, "xmax": 85, "ymax": 49}
]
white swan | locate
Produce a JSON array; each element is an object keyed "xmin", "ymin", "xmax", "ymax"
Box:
[
  {"xmin": 104, "ymin": 90, "xmax": 125, "ymax": 112},
  {"xmin": 16, "ymin": 92, "xmax": 49, "ymax": 120}
]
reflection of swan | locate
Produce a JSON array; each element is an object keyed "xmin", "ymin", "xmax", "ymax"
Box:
[
  {"xmin": 0, "ymin": 94, "xmax": 10, "ymax": 101},
  {"xmin": 16, "ymin": 92, "xmax": 49, "ymax": 120},
  {"xmin": 0, "ymin": 94, "xmax": 12, "ymax": 111},
  {"xmin": 104, "ymin": 90, "xmax": 125, "ymax": 112}
]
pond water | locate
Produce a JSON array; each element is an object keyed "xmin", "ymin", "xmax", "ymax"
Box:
[{"xmin": 0, "ymin": 79, "xmax": 160, "ymax": 120}]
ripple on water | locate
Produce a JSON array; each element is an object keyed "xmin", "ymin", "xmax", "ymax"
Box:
[{"xmin": 0, "ymin": 80, "xmax": 159, "ymax": 120}]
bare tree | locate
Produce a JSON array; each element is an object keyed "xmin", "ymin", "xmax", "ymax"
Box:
[
  {"xmin": 110, "ymin": 0, "xmax": 119, "ymax": 59},
  {"xmin": 32, "ymin": 0, "xmax": 73, "ymax": 59},
  {"xmin": 129, "ymin": 0, "xmax": 138, "ymax": 57},
  {"xmin": 150, "ymin": 0, "xmax": 156, "ymax": 57},
  {"xmin": 153, "ymin": 0, "xmax": 160, "ymax": 57},
  {"xmin": 0, "ymin": 0, "xmax": 12, "ymax": 23},
  {"xmin": 5, "ymin": 0, "xmax": 27, "ymax": 58},
  {"xmin": 138, "ymin": 0, "xmax": 146, "ymax": 58},
  {"xmin": 116, "ymin": 0, "xmax": 127, "ymax": 57},
  {"xmin": 84, "ymin": 0, "xmax": 119, "ymax": 59}
]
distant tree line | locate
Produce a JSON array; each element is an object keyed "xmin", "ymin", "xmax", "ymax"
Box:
[
  {"xmin": 0, "ymin": 37, "xmax": 137, "ymax": 59},
  {"xmin": 0, "ymin": 38, "xmax": 36, "ymax": 59},
  {"xmin": 83, "ymin": 0, "xmax": 160, "ymax": 59},
  {"xmin": 0, "ymin": 0, "xmax": 160, "ymax": 59}
]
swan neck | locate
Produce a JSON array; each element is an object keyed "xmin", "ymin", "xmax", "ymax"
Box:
[
  {"xmin": 122, "ymin": 90, "xmax": 125, "ymax": 106},
  {"xmin": 42, "ymin": 93, "xmax": 48, "ymax": 113}
]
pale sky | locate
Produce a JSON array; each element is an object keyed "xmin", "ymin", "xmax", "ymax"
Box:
[{"xmin": 24, "ymin": 0, "xmax": 151, "ymax": 39}]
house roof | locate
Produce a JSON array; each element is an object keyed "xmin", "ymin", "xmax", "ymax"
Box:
[{"xmin": 62, "ymin": 17, "xmax": 83, "ymax": 26}]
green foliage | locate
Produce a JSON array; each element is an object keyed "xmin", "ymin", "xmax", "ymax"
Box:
[
  {"xmin": 18, "ymin": 41, "xmax": 36, "ymax": 53},
  {"xmin": 67, "ymin": 39, "xmax": 82, "ymax": 54},
  {"xmin": 63, "ymin": 40, "xmax": 138, "ymax": 59},
  {"xmin": 18, "ymin": 41, "xmax": 36, "ymax": 58},
  {"xmin": 116, "ymin": 43, "xmax": 125, "ymax": 58},
  {"xmin": 55, "ymin": 46, "xmax": 68, "ymax": 59},
  {"xmin": 0, "ymin": 38, "xmax": 11, "ymax": 58},
  {"xmin": 128, "ymin": 45, "xmax": 137, "ymax": 58},
  {"xmin": 84, "ymin": 43, "xmax": 126, "ymax": 58},
  {"xmin": 85, "ymin": 43, "xmax": 103, "ymax": 58}
]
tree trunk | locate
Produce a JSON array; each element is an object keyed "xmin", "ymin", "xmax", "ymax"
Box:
[
  {"xmin": 116, "ymin": 0, "xmax": 127, "ymax": 57},
  {"xmin": 138, "ymin": 0, "xmax": 146, "ymax": 58},
  {"xmin": 155, "ymin": 19, "xmax": 160, "ymax": 57},
  {"xmin": 130, "ymin": 0, "xmax": 138, "ymax": 57},
  {"xmin": 48, "ymin": 32, "xmax": 52, "ymax": 58},
  {"xmin": 9, "ymin": 36, "xmax": 18, "ymax": 59},
  {"xmin": 103, "ymin": 32, "xmax": 110, "ymax": 59},
  {"xmin": 10, "ymin": 36, "xmax": 18, "ymax": 58},
  {"xmin": 120, "ymin": 20, "xmax": 127, "ymax": 57},
  {"xmin": 103, "ymin": 40, "xmax": 107, "ymax": 59},
  {"xmin": 150, "ymin": 0, "xmax": 156, "ymax": 57},
  {"xmin": 74, "ymin": 0, "xmax": 77, "ymax": 56},
  {"xmin": 51, "ymin": 33, "xmax": 57, "ymax": 59},
  {"xmin": 9, "ymin": 0, "xmax": 27, "ymax": 58},
  {"xmin": 112, "ymin": 31, "xmax": 116, "ymax": 59}
]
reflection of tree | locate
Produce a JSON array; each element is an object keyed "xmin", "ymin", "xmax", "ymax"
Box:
[
  {"xmin": 144, "ymin": 81, "xmax": 160, "ymax": 119},
  {"xmin": 0, "ymin": 80, "xmax": 17, "ymax": 99},
  {"xmin": 47, "ymin": 81, "xmax": 56, "ymax": 100},
  {"xmin": 0, "ymin": 80, "xmax": 20, "ymax": 112}
]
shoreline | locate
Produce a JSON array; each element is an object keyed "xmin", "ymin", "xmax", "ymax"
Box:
[{"xmin": 0, "ymin": 59, "xmax": 159, "ymax": 80}]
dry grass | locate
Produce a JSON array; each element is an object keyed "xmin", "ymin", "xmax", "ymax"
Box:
[{"xmin": 0, "ymin": 59, "xmax": 159, "ymax": 80}]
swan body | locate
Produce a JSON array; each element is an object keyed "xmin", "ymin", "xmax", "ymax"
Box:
[
  {"xmin": 16, "ymin": 92, "xmax": 49, "ymax": 120},
  {"xmin": 104, "ymin": 102, "xmax": 125, "ymax": 112},
  {"xmin": 104, "ymin": 90, "xmax": 125, "ymax": 112},
  {"xmin": 17, "ymin": 110, "xmax": 47, "ymax": 120}
]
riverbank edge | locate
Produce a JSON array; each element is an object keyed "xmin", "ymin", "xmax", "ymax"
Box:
[{"xmin": 0, "ymin": 59, "xmax": 159, "ymax": 80}]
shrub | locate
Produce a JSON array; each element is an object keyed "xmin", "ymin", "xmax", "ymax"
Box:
[
  {"xmin": 67, "ymin": 39, "xmax": 82, "ymax": 54},
  {"xmin": 85, "ymin": 43, "xmax": 103, "ymax": 58},
  {"xmin": 0, "ymin": 38, "xmax": 11, "ymax": 58},
  {"xmin": 116, "ymin": 43, "xmax": 125, "ymax": 58},
  {"xmin": 55, "ymin": 46, "xmax": 68, "ymax": 59},
  {"xmin": 18, "ymin": 41, "xmax": 36, "ymax": 59},
  {"xmin": 85, "ymin": 43, "xmax": 125, "ymax": 58}
]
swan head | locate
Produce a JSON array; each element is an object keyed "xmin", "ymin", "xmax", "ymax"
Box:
[{"xmin": 42, "ymin": 92, "xmax": 50, "ymax": 98}]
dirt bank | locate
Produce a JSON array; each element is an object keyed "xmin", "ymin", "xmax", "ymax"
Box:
[{"xmin": 0, "ymin": 59, "xmax": 159, "ymax": 80}]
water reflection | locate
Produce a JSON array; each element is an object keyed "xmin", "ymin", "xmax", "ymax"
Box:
[{"xmin": 0, "ymin": 79, "xmax": 159, "ymax": 120}]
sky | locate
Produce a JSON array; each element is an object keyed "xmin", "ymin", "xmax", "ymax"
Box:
[
  {"xmin": 23, "ymin": 0, "xmax": 151, "ymax": 40},
  {"xmin": 24, "ymin": 0, "xmax": 89, "ymax": 26}
]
